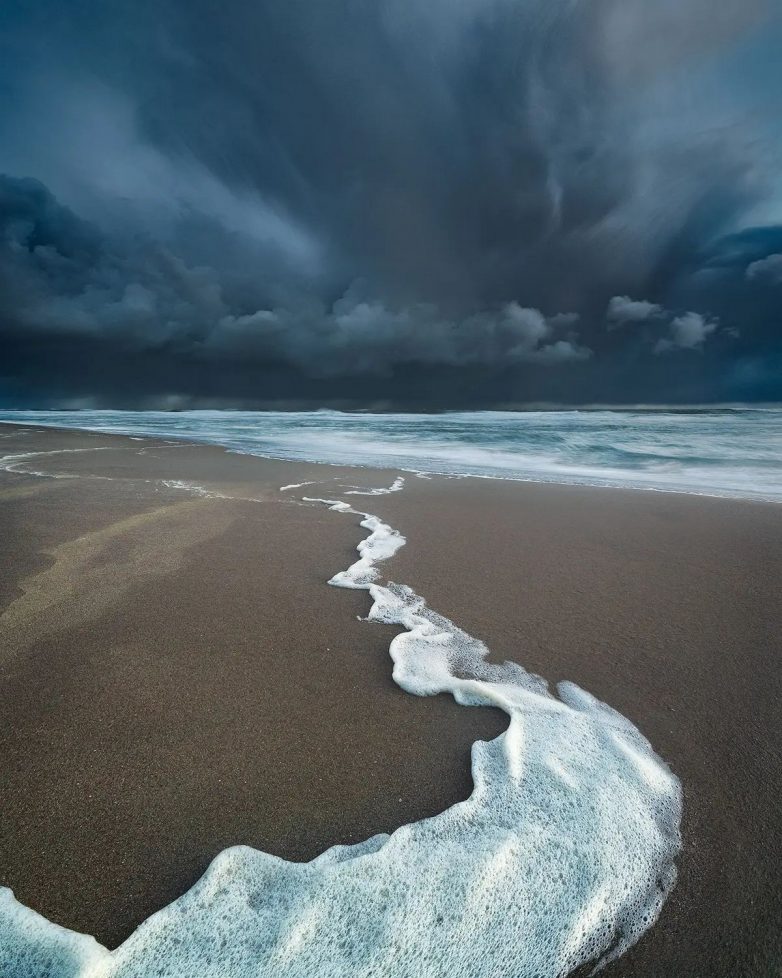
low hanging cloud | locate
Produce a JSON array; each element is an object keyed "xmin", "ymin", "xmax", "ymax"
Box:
[
  {"xmin": 606, "ymin": 296, "xmax": 663, "ymax": 325},
  {"xmin": 605, "ymin": 295, "xmax": 728, "ymax": 356},
  {"xmin": 206, "ymin": 299, "xmax": 591, "ymax": 376},
  {"xmin": 654, "ymin": 312, "xmax": 719, "ymax": 354}
]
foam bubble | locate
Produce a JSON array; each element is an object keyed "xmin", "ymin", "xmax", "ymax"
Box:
[{"xmin": 0, "ymin": 484, "xmax": 681, "ymax": 978}]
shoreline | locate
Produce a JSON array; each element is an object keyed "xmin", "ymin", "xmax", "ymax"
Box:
[
  {"xmin": 1, "ymin": 418, "xmax": 780, "ymax": 506},
  {"xmin": 1, "ymin": 423, "xmax": 780, "ymax": 976}
]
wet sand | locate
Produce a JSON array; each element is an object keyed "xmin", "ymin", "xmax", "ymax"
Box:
[{"xmin": 1, "ymin": 422, "xmax": 780, "ymax": 976}]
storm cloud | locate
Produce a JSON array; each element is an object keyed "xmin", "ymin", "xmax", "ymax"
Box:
[{"xmin": 1, "ymin": 0, "xmax": 781, "ymax": 406}]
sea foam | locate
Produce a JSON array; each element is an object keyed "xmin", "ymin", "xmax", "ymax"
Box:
[
  {"xmin": 0, "ymin": 480, "xmax": 681, "ymax": 978},
  {"xmin": 0, "ymin": 448, "xmax": 111, "ymax": 480},
  {"xmin": 279, "ymin": 481, "xmax": 316, "ymax": 491},
  {"xmin": 345, "ymin": 476, "xmax": 406, "ymax": 495}
]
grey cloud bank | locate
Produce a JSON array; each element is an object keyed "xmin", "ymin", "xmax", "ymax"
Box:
[{"xmin": 1, "ymin": 0, "xmax": 781, "ymax": 406}]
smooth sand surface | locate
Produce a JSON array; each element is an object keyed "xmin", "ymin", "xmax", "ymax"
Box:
[{"xmin": 1, "ymin": 422, "xmax": 780, "ymax": 976}]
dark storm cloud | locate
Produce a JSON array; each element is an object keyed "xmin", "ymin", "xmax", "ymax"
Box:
[
  {"xmin": 0, "ymin": 0, "xmax": 780, "ymax": 406},
  {"xmin": 0, "ymin": 175, "xmax": 588, "ymax": 376}
]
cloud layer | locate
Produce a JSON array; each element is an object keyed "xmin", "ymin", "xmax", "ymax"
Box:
[{"xmin": 1, "ymin": 0, "xmax": 781, "ymax": 405}]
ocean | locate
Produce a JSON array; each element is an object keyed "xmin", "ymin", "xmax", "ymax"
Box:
[{"xmin": 1, "ymin": 407, "xmax": 780, "ymax": 500}]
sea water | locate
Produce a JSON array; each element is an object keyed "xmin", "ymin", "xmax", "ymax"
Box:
[{"xmin": 0, "ymin": 407, "xmax": 779, "ymax": 500}]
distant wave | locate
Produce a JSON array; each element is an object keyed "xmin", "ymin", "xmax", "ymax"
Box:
[{"xmin": 1, "ymin": 407, "xmax": 780, "ymax": 499}]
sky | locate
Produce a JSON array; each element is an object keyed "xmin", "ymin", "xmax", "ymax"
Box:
[{"xmin": 0, "ymin": 0, "xmax": 781, "ymax": 408}]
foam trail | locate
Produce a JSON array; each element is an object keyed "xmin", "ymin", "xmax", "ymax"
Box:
[
  {"xmin": 301, "ymin": 497, "xmax": 406, "ymax": 589},
  {"xmin": 0, "ymin": 448, "xmax": 111, "ymax": 479},
  {"xmin": 345, "ymin": 476, "xmax": 405, "ymax": 495},
  {"xmin": 0, "ymin": 484, "xmax": 681, "ymax": 978},
  {"xmin": 280, "ymin": 481, "xmax": 316, "ymax": 491},
  {"xmin": 160, "ymin": 479, "xmax": 221, "ymax": 498}
]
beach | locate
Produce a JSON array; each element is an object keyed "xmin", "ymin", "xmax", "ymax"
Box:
[{"xmin": 1, "ymin": 421, "xmax": 780, "ymax": 976}]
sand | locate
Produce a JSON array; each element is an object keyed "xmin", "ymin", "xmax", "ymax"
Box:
[{"xmin": 0, "ymin": 421, "xmax": 780, "ymax": 976}]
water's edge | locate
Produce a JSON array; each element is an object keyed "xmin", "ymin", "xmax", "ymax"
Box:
[{"xmin": 0, "ymin": 409, "xmax": 779, "ymax": 501}]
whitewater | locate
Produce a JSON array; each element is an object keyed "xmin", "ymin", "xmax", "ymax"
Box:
[
  {"xmin": 0, "ymin": 407, "xmax": 779, "ymax": 500},
  {"xmin": 0, "ymin": 468, "xmax": 682, "ymax": 978}
]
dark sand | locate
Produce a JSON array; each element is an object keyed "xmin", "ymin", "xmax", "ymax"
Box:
[{"xmin": 1, "ymin": 423, "xmax": 780, "ymax": 977}]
